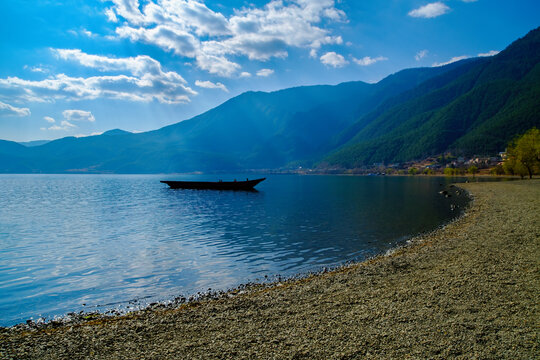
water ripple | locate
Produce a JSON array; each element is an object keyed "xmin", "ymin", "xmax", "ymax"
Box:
[{"xmin": 0, "ymin": 174, "xmax": 468, "ymax": 326}]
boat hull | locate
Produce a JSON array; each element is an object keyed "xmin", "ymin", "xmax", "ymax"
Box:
[{"xmin": 160, "ymin": 178, "xmax": 265, "ymax": 190}]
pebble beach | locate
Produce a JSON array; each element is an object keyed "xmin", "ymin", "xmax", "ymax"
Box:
[{"xmin": 1, "ymin": 179, "xmax": 538, "ymax": 359}]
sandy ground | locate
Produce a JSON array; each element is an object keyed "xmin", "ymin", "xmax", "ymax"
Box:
[{"xmin": 1, "ymin": 180, "xmax": 538, "ymax": 359}]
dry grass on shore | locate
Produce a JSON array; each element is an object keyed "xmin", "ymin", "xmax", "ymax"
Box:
[{"xmin": 1, "ymin": 180, "xmax": 539, "ymax": 359}]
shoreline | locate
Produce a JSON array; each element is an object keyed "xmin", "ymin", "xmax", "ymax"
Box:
[
  {"xmin": 0, "ymin": 175, "xmax": 469, "ymax": 329},
  {"xmin": 1, "ymin": 180, "xmax": 538, "ymax": 359},
  {"xmin": 1, "ymin": 180, "xmax": 470, "ymax": 330}
]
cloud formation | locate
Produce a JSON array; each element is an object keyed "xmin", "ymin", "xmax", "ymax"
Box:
[
  {"xmin": 415, "ymin": 49, "xmax": 428, "ymax": 61},
  {"xmin": 478, "ymin": 50, "xmax": 500, "ymax": 57},
  {"xmin": 352, "ymin": 56, "xmax": 388, "ymax": 66},
  {"xmin": 433, "ymin": 50, "xmax": 499, "ymax": 67},
  {"xmin": 107, "ymin": 0, "xmax": 346, "ymax": 77},
  {"xmin": 320, "ymin": 52, "xmax": 348, "ymax": 67},
  {"xmin": 45, "ymin": 120, "xmax": 77, "ymax": 131},
  {"xmin": 63, "ymin": 109, "xmax": 95, "ymax": 122},
  {"xmin": 0, "ymin": 101, "xmax": 31, "ymax": 117},
  {"xmin": 24, "ymin": 65, "xmax": 47, "ymax": 73},
  {"xmin": 43, "ymin": 110, "xmax": 94, "ymax": 131},
  {"xmin": 432, "ymin": 55, "xmax": 469, "ymax": 67},
  {"xmin": 0, "ymin": 50, "xmax": 197, "ymax": 104},
  {"xmin": 408, "ymin": 2, "xmax": 450, "ymax": 18},
  {"xmin": 256, "ymin": 69, "xmax": 274, "ymax": 77},
  {"xmin": 195, "ymin": 80, "xmax": 228, "ymax": 92}
]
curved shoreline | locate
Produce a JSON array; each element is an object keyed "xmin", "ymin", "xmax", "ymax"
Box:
[
  {"xmin": 2, "ymin": 180, "xmax": 538, "ymax": 359},
  {"xmin": 2, "ymin": 181, "xmax": 470, "ymax": 330}
]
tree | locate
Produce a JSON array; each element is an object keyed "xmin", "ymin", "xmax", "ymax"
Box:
[
  {"xmin": 408, "ymin": 167, "xmax": 418, "ymax": 175},
  {"xmin": 444, "ymin": 167, "xmax": 456, "ymax": 176},
  {"xmin": 504, "ymin": 128, "xmax": 540, "ymax": 179},
  {"xmin": 490, "ymin": 164, "xmax": 505, "ymax": 175},
  {"xmin": 467, "ymin": 165, "xmax": 478, "ymax": 177}
]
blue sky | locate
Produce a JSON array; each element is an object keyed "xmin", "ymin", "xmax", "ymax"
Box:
[{"xmin": 0, "ymin": 0, "xmax": 538, "ymax": 142}]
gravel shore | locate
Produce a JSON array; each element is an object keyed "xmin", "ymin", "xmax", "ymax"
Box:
[{"xmin": 1, "ymin": 180, "xmax": 538, "ymax": 359}]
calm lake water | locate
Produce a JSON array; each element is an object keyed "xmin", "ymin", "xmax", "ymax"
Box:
[{"xmin": 0, "ymin": 174, "xmax": 468, "ymax": 326}]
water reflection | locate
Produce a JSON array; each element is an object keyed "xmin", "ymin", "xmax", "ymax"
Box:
[{"xmin": 0, "ymin": 174, "xmax": 468, "ymax": 326}]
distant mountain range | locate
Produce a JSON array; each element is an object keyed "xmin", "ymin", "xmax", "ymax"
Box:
[{"xmin": 1, "ymin": 27, "xmax": 539, "ymax": 173}]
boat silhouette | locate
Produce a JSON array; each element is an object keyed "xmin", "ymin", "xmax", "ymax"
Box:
[{"xmin": 160, "ymin": 178, "xmax": 265, "ymax": 190}]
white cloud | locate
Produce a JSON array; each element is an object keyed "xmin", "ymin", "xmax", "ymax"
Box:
[
  {"xmin": 107, "ymin": 0, "xmax": 145, "ymax": 25},
  {"xmin": 150, "ymin": 0, "xmax": 230, "ymax": 37},
  {"xmin": 47, "ymin": 125, "xmax": 66, "ymax": 131},
  {"xmin": 320, "ymin": 52, "xmax": 348, "ymax": 68},
  {"xmin": 0, "ymin": 50, "xmax": 197, "ymax": 104},
  {"xmin": 352, "ymin": 55, "xmax": 387, "ymax": 66},
  {"xmin": 24, "ymin": 65, "xmax": 47, "ymax": 73},
  {"xmin": 408, "ymin": 2, "xmax": 450, "ymax": 18},
  {"xmin": 432, "ymin": 55, "xmax": 469, "ymax": 67},
  {"xmin": 432, "ymin": 50, "xmax": 499, "ymax": 67},
  {"xmin": 415, "ymin": 49, "xmax": 428, "ymax": 61},
  {"xmin": 478, "ymin": 50, "xmax": 499, "ymax": 57},
  {"xmin": 40, "ymin": 115, "xmax": 81, "ymax": 131},
  {"xmin": 0, "ymin": 73, "xmax": 195, "ymax": 104},
  {"xmin": 239, "ymin": 71, "xmax": 251, "ymax": 78},
  {"xmin": 107, "ymin": 0, "xmax": 347, "ymax": 77},
  {"xmin": 105, "ymin": 8, "xmax": 118, "ymax": 22},
  {"xmin": 195, "ymin": 80, "xmax": 228, "ymax": 92},
  {"xmin": 116, "ymin": 24, "xmax": 199, "ymax": 58},
  {"xmin": 256, "ymin": 68, "xmax": 274, "ymax": 77},
  {"xmin": 0, "ymin": 101, "xmax": 31, "ymax": 117},
  {"xmin": 82, "ymin": 29, "xmax": 96, "ymax": 38},
  {"xmin": 195, "ymin": 52, "xmax": 241, "ymax": 77},
  {"xmin": 61, "ymin": 120, "xmax": 77, "ymax": 128},
  {"xmin": 54, "ymin": 49, "xmax": 187, "ymax": 83},
  {"xmin": 63, "ymin": 110, "xmax": 95, "ymax": 123},
  {"xmin": 46, "ymin": 120, "xmax": 77, "ymax": 131},
  {"xmin": 74, "ymin": 132, "xmax": 103, "ymax": 138}
]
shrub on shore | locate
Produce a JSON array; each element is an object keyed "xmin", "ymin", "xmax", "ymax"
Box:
[{"xmin": 503, "ymin": 127, "xmax": 539, "ymax": 179}]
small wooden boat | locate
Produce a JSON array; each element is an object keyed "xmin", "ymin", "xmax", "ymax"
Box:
[{"xmin": 160, "ymin": 178, "xmax": 265, "ymax": 190}]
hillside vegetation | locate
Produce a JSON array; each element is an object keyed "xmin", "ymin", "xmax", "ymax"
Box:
[
  {"xmin": 1, "ymin": 27, "xmax": 539, "ymax": 173},
  {"xmin": 323, "ymin": 27, "xmax": 540, "ymax": 168}
]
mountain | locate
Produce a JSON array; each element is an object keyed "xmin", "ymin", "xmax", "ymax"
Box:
[
  {"xmin": 0, "ymin": 140, "xmax": 34, "ymax": 173},
  {"xmin": 0, "ymin": 64, "xmax": 455, "ymax": 173},
  {"xmin": 101, "ymin": 129, "xmax": 132, "ymax": 136},
  {"xmin": 1, "ymin": 27, "xmax": 538, "ymax": 173},
  {"xmin": 322, "ymin": 27, "xmax": 540, "ymax": 168}
]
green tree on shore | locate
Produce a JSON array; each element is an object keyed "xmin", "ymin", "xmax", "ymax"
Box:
[
  {"xmin": 503, "ymin": 128, "xmax": 540, "ymax": 179},
  {"xmin": 490, "ymin": 164, "xmax": 505, "ymax": 175},
  {"xmin": 408, "ymin": 167, "xmax": 418, "ymax": 175},
  {"xmin": 468, "ymin": 165, "xmax": 478, "ymax": 177}
]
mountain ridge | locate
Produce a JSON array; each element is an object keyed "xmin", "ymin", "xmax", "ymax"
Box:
[
  {"xmin": 322, "ymin": 27, "xmax": 540, "ymax": 168},
  {"xmin": 1, "ymin": 27, "xmax": 538, "ymax": 173}
]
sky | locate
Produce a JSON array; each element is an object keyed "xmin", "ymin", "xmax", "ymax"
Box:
[{"xmin": 0, "ymin": 0, "xmax": 539, "ymax": 142}]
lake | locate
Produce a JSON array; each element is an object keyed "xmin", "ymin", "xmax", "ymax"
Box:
[{"xmin": 0, "ymin": 174, "xmax": 468, "ymax": 326}]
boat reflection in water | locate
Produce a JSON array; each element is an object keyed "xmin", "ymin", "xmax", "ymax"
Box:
[{"xmin": 160, "ymin": 177, "xmax": 265, "ymax": 191}]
